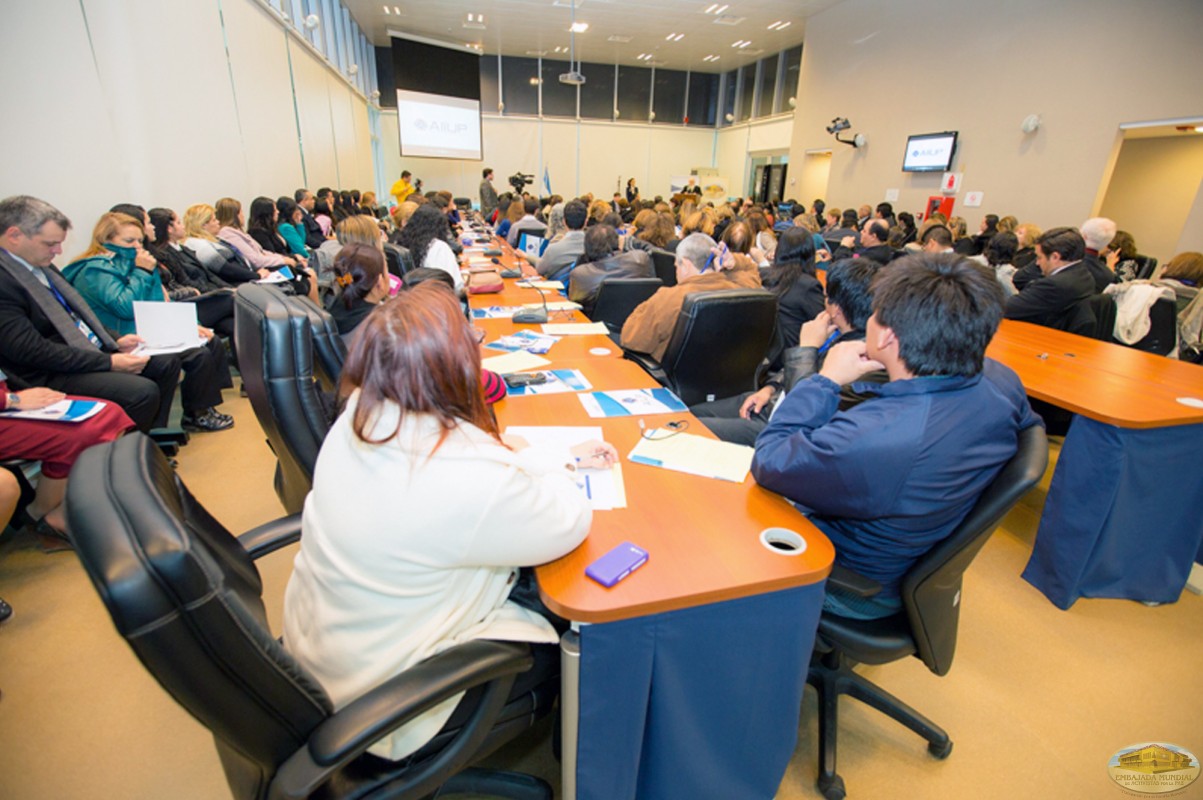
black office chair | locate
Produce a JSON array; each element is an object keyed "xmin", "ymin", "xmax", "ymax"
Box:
[
  {"xmin": 1064, "ymin": 294, "xmax": 1116, "ymax": 340},
  {"xmin": 624, "ymin": 289, "xmax": 778, "ymax": 406},
  {"xmin": 1122, "ymin": 296, "xmax": 1177, "ymax": 356},
  {"xmin": 384, "ymin": 242, "xmax": 416, "ymax": 277},
  {"xmin": 65, "ymin": 434, "xmax": 556, "ymax": 800},
  {"xmin": 806, "ymin": 425, "xmax": 1049, "ymax": 800},
  {"xmin": 283, "ymin": 293, "xmax": 347, "ymax": 392},
  {"xmin": 235, "ymin": 284, "xmax": 332, "ymax": 514},
  {"xmin": 648, "ymin": 248, "xmax": 677, "ymax": 287},
  {"xmin": 590, "ymin": 277, "xmax": 662, "ymax": 334},
  {"xmin": 1133, "ymin": 254, "xmax": 1158, "ymax": 281}
]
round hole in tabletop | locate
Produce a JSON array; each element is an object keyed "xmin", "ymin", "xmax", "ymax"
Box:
[{"xmin": 759, "ymin": 528, "xmax": 807, "ymax": 556}]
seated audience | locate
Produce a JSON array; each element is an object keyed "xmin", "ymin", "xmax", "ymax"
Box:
[
  {"xmin": 752, "ymin": 252, "xmax": 1042, "ymax": 619},
  {"xmin": 0, "ymin": 195, "xmax": 184, "ymax": 432},
  {"xmin": 983, "ymin": 231, "xmax": 1020, "ymax": 298},
  {"xmin": 247, "ymin": 196, "xmax": 306, "ymax": 266},
  {"xmin": 281, "ymin": 281, "xmax": 615, "ymax": 761},
  {"xmin": 693, "ymin": 258, "xmax": 881, "ymax": 445},
  {"xmin": 621, "ymin": 233, "xmax": 762, "ymax": 362},
  {"xmin": 328, "ymin": 243, "xmax": 389, "ymax": 348},
  {"xmin": 507, "ymin": 198, "xmax": 547, "ymax": 247},
  {"xmin": 275, "ymin": 197, "xmax": 311, "ymax": 259},
  {"xmin": 0, "ymin": 371, "xmax": 135, "ymax": 538},
  {"xmin": 833, "ymin": 219, "xmax": 892, "ymax": 265},
  {"xmin": 1103, "ymin": 230, "xmax": 1140, "ymax": 281},
  {"xmin": 763, "ymin": 226, "xmax": 828, "ymax": 364},
  {"xmin": 1012, "ymin": 222, "xmax": 1042, "ymax": 276},
  {"xmin": 295, "ymin": 188, "xmax": 326, "ymax": 250},
  {"xmin": 396, "ymin": 204, "xmax": 463, "ymax": 290},
  {"xmin": 1004, "ymin": 227, "xmax": 1096, "ymax": 333},
  {"xmin": 62, "ymin": 212, "xmax": 163, "ymax": 336},
  {"xmin": 147, "ymin": 208, "xmax": 236, "ymax": 341},
  {"xmin": 216, "ymin": 197, "xmax": 316, "ymax": 304},
  {"xmin": 313, "ymin": 189, "xmax": 335, "ymax": 236},
  {"xmin": 536, "ymin": 200, "xmax": 587, "ymax": 279},
  {"xmin": 896, "ymin": 211, "xmax": 917, "ymax": 245},
  {"xmin": 1079, "ymin": 217, "xmax": 1121, "ymax": 292},
  {"xmin": 314, "ymin": 215, "xmax": 383, "ymax": 294},
  {"xmin": 182, "ymin": 203, "xmax": 266, "ymax": 284},
  {"xmin": 567, "ymin": 225, "xmax": 654, "ymax": 316}
]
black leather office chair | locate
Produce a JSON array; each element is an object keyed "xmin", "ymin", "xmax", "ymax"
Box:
[
  {"xmin": 624, "ymin": 289, "xmax": 777, "ymax": 406},
  {"xmin": 648, "ymin": 248, "xmax": 677, "ymax": 287},
  {"xmin": 805, "ymin": 425, "xmax": 1049, "ymax": 800},
  {"xmin": 591, "ymin": 277, "xmax": 662, "ymax": 334},
  {"xmin": 384, "ymin": 243, "xmax": 416, "ymax": 277},
  {"xmin": 65, "ymin": 434, "xmax": 556, "ymax": 800},
  {"xmin": 235, "ymin": 284, "xmax": 332, "ymax": 514},
  {"xmin": 1065, "ymin": 294, "xmax": 1116, "ymax": 340},
  {"xmin": 1122, "ymin": 296, "xmax": 1177, "ymax": 356},
  {"xmin": 1133, "ymin": 254, "xmax": 1158, "ymax": 281},
  {"xmin": 283, "ymin": 294, "xmax": 346, "ymax": 391}
]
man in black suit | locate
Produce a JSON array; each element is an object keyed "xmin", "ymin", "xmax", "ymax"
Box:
[
  {"xmin": 294, "ymin": 188, "xmax": 325, "ymax": 250},
  {"xmin": 1004, "ymin": 227, "xmax": 1095, "ymax": 333},
  {"xmin": 834, "ymin": 220, "xmax": 893, "ymax": 265},
  {"xmin": 683, "ymin": 177, "xmax": 703, "ymax": 196},
  {"xmin": 0, "ymin": 195, "xmax": 181, "ymax": 432}
]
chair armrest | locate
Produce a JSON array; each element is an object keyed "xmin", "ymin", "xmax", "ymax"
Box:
[
  {"xmin": 237, "ymin": 513, "xmax": 303, "ymax": 560},
  {"xmin": 826, "ymin": 564, "xmax": 883, "ymax": 598},
  {"xmin": 622, "ymin": 349, "xmax": 667, "ymax": 385},
  {"xmin": 268, "ymin": 640, "xmax": 535, "ymax": 800}
]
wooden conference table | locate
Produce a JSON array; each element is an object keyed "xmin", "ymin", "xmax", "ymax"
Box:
[
  {"xmin": 986, "ymin": 320, "xmax": 1203, "ymax": 608},
  {"xmin": 462, "ymin": 236, "xmax": 834, "ymax": 800}
]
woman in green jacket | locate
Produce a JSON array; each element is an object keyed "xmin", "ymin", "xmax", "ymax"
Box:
[
  {"xmin": 276, "ymin": 197, "xmax": 312, "ymax": 260},
  {"xmin": 62, "ymin": 212, "xmax": 164, "ymax": 337}
]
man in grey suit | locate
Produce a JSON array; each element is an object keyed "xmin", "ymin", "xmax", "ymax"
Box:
[
  {"xmin": 479, "ymin": 168, "xmax": 499, "ymax": 220},
  {"xmin": 536, "ymin": 200, "xmax": 587, "ymax": 279}
]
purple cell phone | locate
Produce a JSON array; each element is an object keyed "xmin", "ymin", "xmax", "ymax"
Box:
[{"xmin": 585, "ymin": 542, "xmax": 649, "ymax": 588}]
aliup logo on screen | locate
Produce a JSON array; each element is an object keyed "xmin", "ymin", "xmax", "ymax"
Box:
[
  {"xmin": 1107, "ymin": 742, "xmax": 1199, "ymax": 794},
  {"xmin": 413, "ymin": 118, "xmax": 468, "ymax": 135}
]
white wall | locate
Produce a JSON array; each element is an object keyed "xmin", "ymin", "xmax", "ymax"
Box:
[
  {"xmin": 0, "ymin": 0, "xmax": 372, "ymax": 256},
  {"xmin": 379, "ymin": 112, "xmax": 791, "ymax": 204},
  {"xmin": 787, "ymin": 0, "xmax": 1203, "ymax": 231}
]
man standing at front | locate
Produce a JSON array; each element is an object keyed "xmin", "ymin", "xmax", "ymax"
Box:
[
  {"xmin": 752, "ymin": 253, "xmax": 1042, "ymax": 619},
  {"xmin": 479, "ymin": 168, "xmax": 499, "ymax": 220},
  {"xmin": 390, "ymin": 170, "xmax": 415, "ymax": 205}
]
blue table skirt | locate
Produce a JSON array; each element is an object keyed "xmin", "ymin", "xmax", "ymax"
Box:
[
  {"xmin": 1022, "ymin": 417, "xmax": 1203, "ymax": 609},
  {"xmin": 576, "ymin": 582, "xmax": 825, "ymax": 800}
]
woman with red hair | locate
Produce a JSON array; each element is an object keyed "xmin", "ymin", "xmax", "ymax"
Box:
[{"xmin": 282, "ymin": 281, "xmax": 615, "ymax": 762}]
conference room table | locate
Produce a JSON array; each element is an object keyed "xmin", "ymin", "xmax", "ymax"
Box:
[
  {"xmin": 986, "ymin": 320, "xmax": 1203, "ymax": 609},
  {"xmin": 462, "ymin": 238, "xmax": 835, "ymax": 799}
]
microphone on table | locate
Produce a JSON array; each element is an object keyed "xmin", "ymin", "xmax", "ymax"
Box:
[
  {"xmin": 512, "ymin": 284, "xmax": 549, "ymax": 324},
  {"xmin": 495, "ymin": 256, "xmax": 523, "ymax": 279}
]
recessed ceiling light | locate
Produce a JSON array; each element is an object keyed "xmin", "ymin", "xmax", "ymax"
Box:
[
  {"xmin": 570, "ymin": 21, "xmax": 589, "ymax": 33},
  {"xmin": 731, "ymin": 40, "xmax": 751, "ymax": 48},
  {"xmin": 393, "ymin": 6, "xmax": 400, "ymax": 14},
  {"xmin": 664, "ymin": 32, "xmax": 684, "ymax": 42},
  {"xmin": 703, "ymin": 54, "xmax": 720, "ymax": 62},
  {"xmin": 463, "ymin": 13, "xmax": 486, "ymax": 29},
  {"xmin": 767, "ymin": 20, "xmax": 792, "ymax": 31},
  {"xmin": 382, "ymin": 5, "xmax": 389, "ymax": 14}
]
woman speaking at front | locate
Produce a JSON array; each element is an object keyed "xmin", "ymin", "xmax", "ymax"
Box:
[{"xmin": 282, "ymin": 282, "xmax": 614, "ymax": 761}]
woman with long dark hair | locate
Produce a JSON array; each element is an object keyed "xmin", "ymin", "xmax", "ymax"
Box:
[
  {"xmin": 328, "ymin": 243, "xmax": 390, "ymax": 347},
  {"xmin": 762, "ymin": 226, "xmax": 827, "ymax": 363},
  {"xmin": 282, "ymin": 281, "xmax": 613, "ymax": 762},
  {"xmin": 147, "ymin": 207, "xmax": 236, "ymax": 340},
  {"xmin": 396, "ymin": 204, "xmax": 463, "ymax": 290}
]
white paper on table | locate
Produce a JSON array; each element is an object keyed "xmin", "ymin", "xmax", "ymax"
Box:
[
  {"xmin": 480, "ymin": 351, "xmax": 552, "ymax": 373},
  {"xmin": 541, "ymin": 322, "xmax": 609, "ymax": 335},
  {"xmin": 504, "ymin": 425, "xmax": 627, "ymax": 509},
  {"xmin": 627, "ymin": 431, "xmax": 753, "ymax": 483},
  {"xmin": 516, "ymin": 280, "xmax": 564, "ymax": 290},
  {"xmin": 133, "ymin": 301, "xmax": 202, "ymax": 354},
  {"xmin": 577, "ymin": 388, "xmax": 688, "ymax": 418}
]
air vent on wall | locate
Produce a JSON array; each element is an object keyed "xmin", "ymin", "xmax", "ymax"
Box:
[{"xmin": 713, "ymin": 15, "xmax": 746, "ymax": 25}]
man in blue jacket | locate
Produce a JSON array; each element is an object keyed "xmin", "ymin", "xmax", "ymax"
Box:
[{"xmin": 752, "ymin": 252, "xmax": 1043, "ymax": 619}]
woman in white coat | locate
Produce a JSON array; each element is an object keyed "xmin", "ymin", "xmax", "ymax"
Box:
[{"xmin": 283, "ymin": 281, "xmax": 615, "ymax": 762}]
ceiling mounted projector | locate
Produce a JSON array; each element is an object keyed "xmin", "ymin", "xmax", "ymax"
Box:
[{"xmin": 559, "ymin": 70, "xmax": 586, "ymax": 85}]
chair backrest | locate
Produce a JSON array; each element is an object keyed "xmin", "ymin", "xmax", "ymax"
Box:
[
  {"xmin": 649, "ymin": 248, "xmax": 678, "ymax": 287},
  {"xmin": 1065, "ymin": 294, "xmax": 1115, "ymax": 339},
  {"xmin": 66, "ymin": 434, "xmax": 332, "ymax": 799},
  {"xmin": 234, "ymin": 284, "xmax": 332, "ymax": 514},
  {"xmin": 591, "ymin": 277, "xmax": 662, "ymax": 333},
  {"xmin": 285, "ymin": 294, "xmax": 346, "ymax": 391},
  {"xmin": 1123, "ymin": 296, "xmax": 1177, "ymax": 356},
  {"xmin": 383, "ymin": 242, "xmax": 415, "ymax": 276},
  {"xmin": 1134, "ymin": 254, "xmax": 1158, "ymax": 281},
  {"xmin": 659, "ymin": 289, "xmax": 778, "ymax": 406},
  {"xmin": 902, "ymin": 425, "xmax": 1048, "ymax": 676}
]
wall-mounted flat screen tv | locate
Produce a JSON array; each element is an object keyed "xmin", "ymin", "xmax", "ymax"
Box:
[{"xmin": 902, "ymin": 131, "xmax": 958, "ymax": 172}]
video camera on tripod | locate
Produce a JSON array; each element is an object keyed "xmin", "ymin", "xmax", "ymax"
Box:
[{"xmin": 509, "ymin": 172, "xmax": 534, "ymax": 193}]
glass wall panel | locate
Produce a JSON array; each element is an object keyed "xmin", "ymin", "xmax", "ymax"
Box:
[
  {"xmin": 737, "ymin": 64, "xmax": 754, "ymax": 121},
  {"xmin": 500, "ymin": 56, "xmax": 539, "ymax": 115},
  {"xmin": 756, "ymin": 54, "xmax": 779, "ymax": 117},
  {"xmin": 781, "ymin": 45, "xmax": 802, "ymax": 107},
  {"xmin": 540, "ymin": 58, "xmax": 578, "ymax": 117},
  {"xmin": 616, "ymin": 65, "xmax": 651, "ymax": 122},
  {"xmin": 719, "ymin": 69, "xmax": 737, "ymax": 126},
  {"xmin": 480, "ymin": 54, "xmax": 500, "ymax": 114},
  {"xmin": 652, "ymin": 68, "xmax": 687, "ymax": 124},
  {"xmin": 579, "ymin": 62, "xmax": 616, "ymax": 120},
  {"xmin": 686, "ymin": 71, "xmax": 719, "ymax": 127}
]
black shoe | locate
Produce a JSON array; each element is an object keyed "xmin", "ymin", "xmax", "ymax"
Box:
[
  {"xmin": 211, "ymin": 409, "xmax": 234, "ymax": 424},
  {"xmin": 0, "ymin": 597, "xmax": 11, "ymax": 623},
  {"xmin": 181, "ymin": 409, "xmax": 235, "ymax": 432}
]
